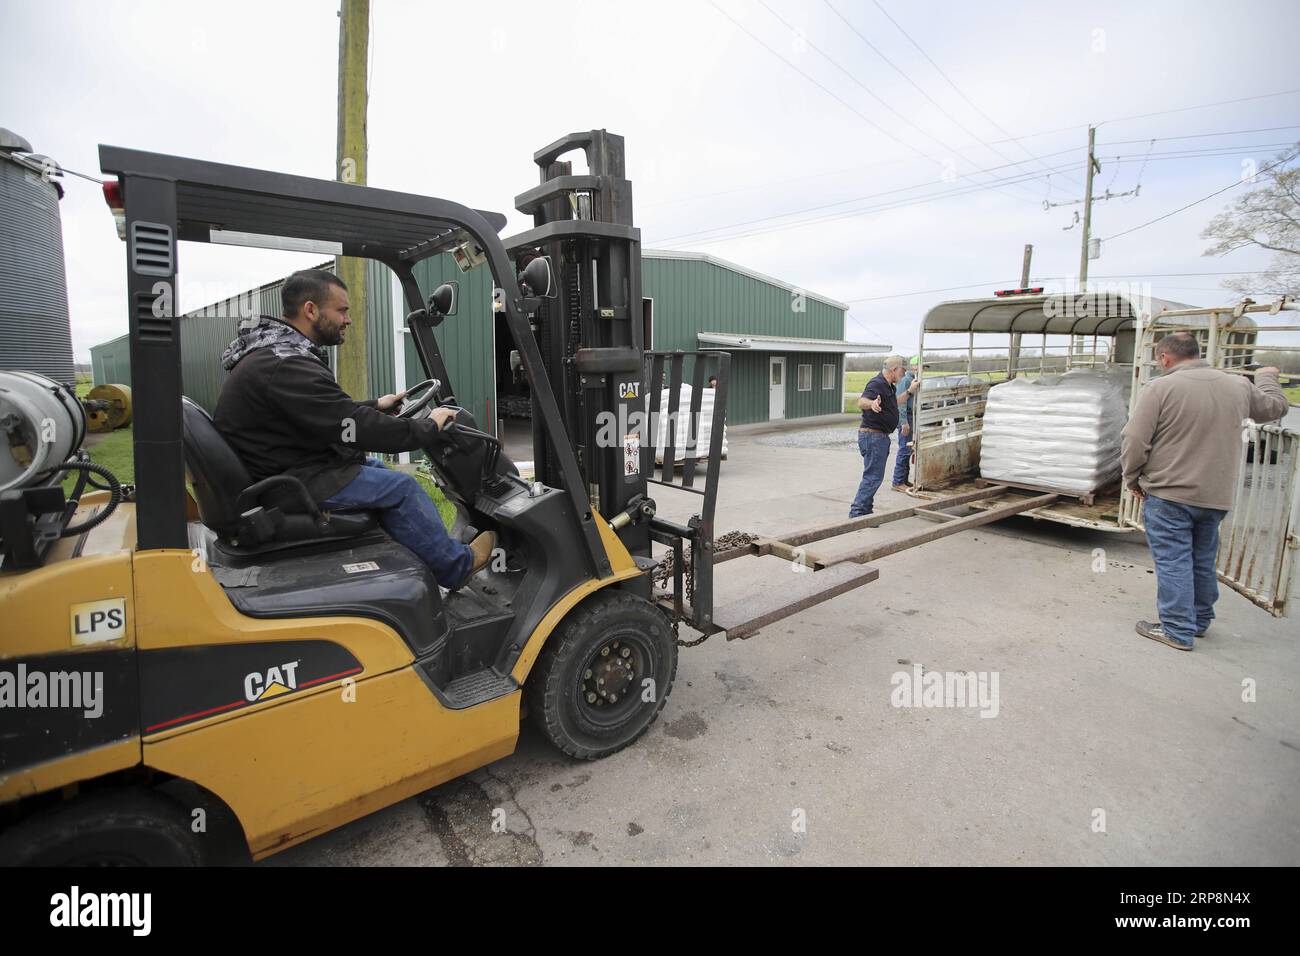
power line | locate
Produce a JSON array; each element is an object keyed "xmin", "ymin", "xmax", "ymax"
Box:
[
  {"xmin": 643, "ymin": 127, "xmax": 1299, "ymax": 213},
  {"xmin": 706, "ymin": 1, "xmax": 1043, "ymax": 208},
  {"xmin": 651, "ymin": 150, "xmax": 1085, "ymax": 246},
  {"xmin": 1100, "ymin": 89, "xmax": 1300, "ymax": 128},
  {"xmin": 1098, "ymin": 125, "xmax": 1300, "ymax": 148},
  {"xmin": 705, "ymin": 3, "xmax": 916, "ymax": 159},
  {"xmin": 759, "ymin": 0, "xmax": 1040, "ymax": 204},
  {"xmin": 1100, "ymin": 148, "xmax": 1300, "ymax": 242},
  {"xmin": 649, "ymin": 141, "xmax": 1296, "ymax": 248},
  {"xmin": 1100, "ymin": 144, "xmax": 1297, "ymax": 163},
  {"xmin": 968, "ymin": 88, "xmax": 1300, "ymax": 150},
  {"xmin": 818, "ymin": 0, "xmax": 1068, "ymax": 196},
  {"xmin": 755, "ymin": 0, "xmax": 1045, "ymax": 204},
  {"xmin": 864, "ymin": 0, "xmax": 1083, "ymax": 189},
  {"xmin": 641, "ymin": 153, "xmax": 918, "ymax": 208},
  {"xmin": 842, "ymin": 271, "xmax": 1270, "ymax": 303},
  {"xmin": 654, "ymin": 159, "xmax": 1081, "ymax": 246}
]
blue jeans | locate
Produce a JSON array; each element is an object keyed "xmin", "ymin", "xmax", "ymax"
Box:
[
  {"xmin": 1142, "ymin": 493, "xmax": 1227, "ymax": 645},
  {"xmin": 850, "ymin": 431, "xmax": 892, "ymax": 517},
  {"xmin": 321, "ymin": 458, "xmax": 473, "ymax": 589},
  {"xmin": 891, "ymin": 416, "xmax": 913, "ymax": 487}
]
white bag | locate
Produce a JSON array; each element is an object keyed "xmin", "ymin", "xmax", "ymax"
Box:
[
  {"xmin": 651, "ymin": 385, "xmax": 728, "ymax": 465},
  {"xmin": 979, "ymin": 369, "xmax": 1129, "ymax": 494}
]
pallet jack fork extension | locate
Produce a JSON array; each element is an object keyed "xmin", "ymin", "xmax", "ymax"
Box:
[{"xmin": 698, "ymin": 484, "xmax": 1058, "ymax": 640}]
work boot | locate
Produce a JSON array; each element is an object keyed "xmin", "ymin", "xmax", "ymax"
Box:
[
  {"xmin": 1135, "ymin": 620, "xmax": 1193, "ymax": 651},
  {"xmin": 468, "ymin": 531, "xmax": 497, "ymax": 577}
]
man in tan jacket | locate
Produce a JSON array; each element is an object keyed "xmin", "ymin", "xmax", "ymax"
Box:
[{"xmin": 1121, "ymin": 331, "xmax": 1289, "ymax": 650}]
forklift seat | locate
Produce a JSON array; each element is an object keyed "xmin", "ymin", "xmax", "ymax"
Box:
[{"xmin": 181, "ymin": 398, "xmax": 377, "ymax": 552}]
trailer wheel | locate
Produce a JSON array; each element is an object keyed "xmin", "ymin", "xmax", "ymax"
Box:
[
  {"xmin": 527, "ymin": 590, "xmax": 677, "ymax": 760},
  {"xmin": 0, "ymin": 789, "xmax": 203, "ymax": 866}
]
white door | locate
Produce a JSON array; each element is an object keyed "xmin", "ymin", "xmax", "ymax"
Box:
[{"xmin": 769, "ymin": 357, "xmax": 786, "ymax": 420}]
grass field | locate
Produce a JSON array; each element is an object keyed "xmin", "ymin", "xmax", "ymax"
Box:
[
  {"xmin": 65, "ymin": 426, "xmax": 457, "ymax": 529},
  {"xmin": 63, "ymin": 427, "xmax": 135, "ymax": 492},
  {"xmin": 844, "ymin": 369, "xmax": 1300, "ymax": 411}
]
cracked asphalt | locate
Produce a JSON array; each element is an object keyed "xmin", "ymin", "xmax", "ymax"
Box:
[{"xmin": 267, "ymin": 417, "xmax": 1300, "ymax": 866}]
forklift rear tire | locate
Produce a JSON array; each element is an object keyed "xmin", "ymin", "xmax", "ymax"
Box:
[
  {"xmin": 527, "ymin": 590, "xmax": 677, "ymax": 760},
  {"xmin": 0, "ymin": 788, "xmax": 203, "ymax": 866}
]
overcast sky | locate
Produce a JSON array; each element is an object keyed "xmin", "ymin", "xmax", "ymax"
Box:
[{"xmin": 3, "ymin": 0, "xmax": 1298, "ymax": 363}]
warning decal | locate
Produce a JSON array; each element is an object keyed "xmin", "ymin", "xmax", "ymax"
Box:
[{"xmin": 624, "ymin": 433, "xmax": 641, "ymax": 476}]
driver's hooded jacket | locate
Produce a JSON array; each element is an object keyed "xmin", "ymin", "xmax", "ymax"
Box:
[{"xmin": 214, "ymin": 315, "xmax": 445, "ymax": 502}]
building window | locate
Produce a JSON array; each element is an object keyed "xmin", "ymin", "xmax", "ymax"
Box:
[
  {"xmin": 797, "ymin": 363, "xmax": 812, "ymax": 392},
  {"xmin": 822, "ymin": 363, "xmax": 836, "ymax": 389}
]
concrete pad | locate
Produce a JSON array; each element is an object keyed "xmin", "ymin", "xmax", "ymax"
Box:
[{"xmin": 268, "ymin": 423, "xmax": 1299, "ymax": 866}]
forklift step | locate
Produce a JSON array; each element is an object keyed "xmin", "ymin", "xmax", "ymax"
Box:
[{"xmin": 440, "ymin": 668, "xmax": 519, "ymax": 710}]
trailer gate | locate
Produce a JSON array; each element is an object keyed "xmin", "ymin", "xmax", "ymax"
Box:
[{"xmin": 1217, "ymin": 422, "xmax": 1299, "ymax": 616}]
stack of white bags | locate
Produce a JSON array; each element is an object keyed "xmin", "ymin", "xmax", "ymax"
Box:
[
  {"xmin": 651, "ymin": 384, "xmax": 728, "ymax": 465},
  {"xmin": 978, "ymin": 369, "xmax": 1129, "ymax": 494}
]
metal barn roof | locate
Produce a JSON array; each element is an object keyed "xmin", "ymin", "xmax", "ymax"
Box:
[
  {"xmin": 923, "ymin": 292, "xmax": 1197, "ymax": 336},
  {"xmin": 643, "ymin": 249, "xmax": 850, "ymax": 311},
  {"xmin": 697, "ymin": 332, "xmax": 890, "ymax": 353}
]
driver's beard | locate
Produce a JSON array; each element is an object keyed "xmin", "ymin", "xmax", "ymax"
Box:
[{"xmin": 320, "ymin": 320, "xmax": 346, "ymax": 347}]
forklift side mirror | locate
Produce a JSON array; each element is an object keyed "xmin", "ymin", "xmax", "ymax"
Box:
[
  {"xmin": 519, "ymin": 256, "xmax": 556, "ymax": 299},
  {"xmin": 428, "ymin": 282, "xmax": 458, "ymax": 318}
]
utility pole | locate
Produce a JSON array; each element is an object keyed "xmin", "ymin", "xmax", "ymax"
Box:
[
  {"xmin": 1077, "ymin": 125, "xmax": 1099, "ymax": 292},
  {"xmin": 1042, "ymin": 125, "xmax": 1138, "ymax": 299},
  {"xmin": 1008, "ymin": 243, "xmax": 1032, "ymax": 379},
  {"xmin": 335, "ymin": 0, "xmax": 369, "ymax": 398}
]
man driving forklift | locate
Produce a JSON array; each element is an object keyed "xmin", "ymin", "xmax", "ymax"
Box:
[{"xmin": 213, "ymin": 268, "xmax": 496, "ymax": 589}]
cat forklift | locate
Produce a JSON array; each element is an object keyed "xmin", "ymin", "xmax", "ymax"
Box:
[{"xmin": 0, "ymin": 131, "xmax": 878, "ymax": 864}]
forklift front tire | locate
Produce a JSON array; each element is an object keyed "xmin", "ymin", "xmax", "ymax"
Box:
[{"xmin": 527, "ymin": 590, "xmax": 677, "ymax": 760}]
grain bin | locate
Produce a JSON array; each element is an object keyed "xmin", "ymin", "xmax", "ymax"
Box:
[{"xmin": 0, "ymin": 129, "xmax": 77, "ymax": 385}]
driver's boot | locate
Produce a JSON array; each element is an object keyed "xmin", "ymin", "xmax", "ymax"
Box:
[{"xmin": 468, "ymin": 531, "xmax": 497, "ymax": 577}]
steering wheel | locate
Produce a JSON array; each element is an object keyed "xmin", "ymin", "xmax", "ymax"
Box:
[{"xmin": 395, "ymin": 378, "xmax": 443, "ymax": 421}]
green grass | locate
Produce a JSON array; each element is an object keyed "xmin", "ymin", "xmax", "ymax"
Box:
[
  {"xmin": 63, "ymin": 426, "xmax": 135, "ymax": 493},
  {"xmin": 843, "ymin": 370, "xmax": 1300, "ymax": 410},
  {"xmin": 412, "ymin": 471, "xmax": 458, "ymax": 529}
]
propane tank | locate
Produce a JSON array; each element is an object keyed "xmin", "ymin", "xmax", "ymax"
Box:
[{"xmin": 0, "ymin": 370, "xmax": 86, "ymax": 493}]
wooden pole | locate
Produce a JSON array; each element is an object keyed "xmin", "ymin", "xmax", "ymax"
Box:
[
  {"xmin": 1009, "ymin": 243, "xmax": 1032, "ymax": 379},
  {"xmin": 335, "ymin": 0, "xmax": 369, "ymax": 397},
  {"xmin": 1078, "ymin": 125, "xmax": 1097, "ymax": 292}
]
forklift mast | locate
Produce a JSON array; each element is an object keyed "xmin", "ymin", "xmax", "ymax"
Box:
[{"xmin": 505, "ymin": 131, "xmax": 649, "ymax": 565}]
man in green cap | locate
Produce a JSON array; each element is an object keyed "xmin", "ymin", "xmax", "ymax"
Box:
[{"xmin": 891, "ymin": 355, "xmax": 921, "ymax": 491}]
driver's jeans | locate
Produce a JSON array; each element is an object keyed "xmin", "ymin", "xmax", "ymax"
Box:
[{"xmin": 321, "ymin": 458, "xmax": 473, "ymax": 589}]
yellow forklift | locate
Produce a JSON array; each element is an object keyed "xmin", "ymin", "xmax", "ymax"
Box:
[{"xmin": 0, "ymin": 132, "xmax": 877, "ymax": 864}]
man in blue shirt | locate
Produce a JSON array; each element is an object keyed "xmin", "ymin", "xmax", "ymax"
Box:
[
  {"xmin": 850, "ymin": 355, "xmax": 907, "ymax": 517},
  {"xmin": 891, "ymin": 355, "xmax": 921, "ymax": 491}
]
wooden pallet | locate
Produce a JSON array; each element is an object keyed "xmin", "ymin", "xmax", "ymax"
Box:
[{"xmin": 974, "ymin": 476, "xmax": 1115, "ymax": 507}]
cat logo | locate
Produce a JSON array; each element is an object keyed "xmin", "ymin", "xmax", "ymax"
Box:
[
  {"xmin": 618, "ymin": 381, "xmax": 640, "ymax": 399},
  {"xmin": 244, "ymin": 661, "xmax": 301, "ymax": 702}
]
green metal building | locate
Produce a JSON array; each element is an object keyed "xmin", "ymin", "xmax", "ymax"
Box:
[
  {"xmin": 404, "ymin": 248, "xmax": 884, "ymax": 430},
  {"xmin": 91, "ymin": 249, "xmax": 884, "ymax": 428},
  {"xmin": 89, "ymin": 259, "xmax": 394, "ymax": 413}
]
